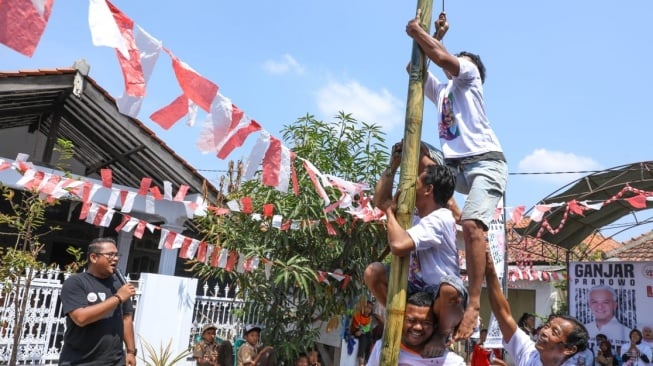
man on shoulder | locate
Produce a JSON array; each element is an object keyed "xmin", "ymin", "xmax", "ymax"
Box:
[{"xmin": 366, "ymin": 291, "xmax": 465, "ymax": 366}]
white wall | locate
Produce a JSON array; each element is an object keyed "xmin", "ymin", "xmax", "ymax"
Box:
[{"xmin": 134, "ymin": 273, "xmax": 197, "ymax": 362}]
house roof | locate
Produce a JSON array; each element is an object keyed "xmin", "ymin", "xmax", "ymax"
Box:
[
  {"xmin": 0, "ymin": 66, "xmax": 219, "ymax": 202},
  {"xmin": 514, "ymin": 161, "xmax": 653, "ymax": 249},
  {"xmin": 507, "ymin": 218, "xmax": 620, "ymax": 264},
  {"xmin": 606, "ymin": 230, "xmax": 653, "ymax": 261}
]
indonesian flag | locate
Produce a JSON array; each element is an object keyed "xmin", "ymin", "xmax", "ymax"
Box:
[
  {"xmin": 88, "ymin": 0, "xmax": 129, "ymax": 58},
  {"xmin": 170, "ymin": 54, "xmax": 217, "ymax": 112},
  {"xmin": 0, "ymin": 0, "xmax": 53, "ymax": 57},
  {"xmin": 196, "ymin": 93, "xmax": 238, "ymax": 153},
  {"xmin": 115, "ymin": 24, "xmax": 162, "ymax": 118},
  {"xmin": 303, "ymin": 159, "xmax": 331, "ymax": 206},
  {"xmin": 150, "ymin": 51, "xmax": 216, "ymax": 129},
  {"xmin": 511, "ymin": 205, "xmax": 526, "ymax": 224},
  {"xmin": 243, "ymin": 131, "xmax": 271, "ymax": 179},
  {"xmin": 216, "ymin": 119, "xmax": 261, "ymax": 159},
  {"xmin": 530, "ymin": 204, "xmax": 551, "ymax": 223},
  {"xmin": 261, "ymin": 137, "xmax": 292, "ymax": 193}
]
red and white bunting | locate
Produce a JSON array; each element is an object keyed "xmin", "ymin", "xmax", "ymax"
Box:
[
  {"xmin": 216, "ymin": 119, "xmax": 261, "ymax": 160},
  {"xmin": 530, "ymin": 204, "xmax": 551, "ymax": 222},
  {"xmin": 244, "ymin": 131, "xmax": 271, "ymax": 179},
  {"xmin": 262, "ymin": 136, "xmax": 292, "ymax": 193},
  {"xmin": 196, "ymin": 93, "xmax": 230, "ymax": 152},
  {"xmin": 303, "ymin": 159, "xmax": 330, "ymax": 206},
  {"xmin": 116, "ymin": 25, "xmax": 163, "ymax": 118},
  {"xmin": 88, "ymin": 0, "xmax": 129, "ymax": 58},
  {"xmin": 169, "ymin": 53, "xmax": 217, "ymax": 112}
]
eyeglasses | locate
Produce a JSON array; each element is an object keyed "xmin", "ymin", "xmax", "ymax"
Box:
[{"xmin": 94, "ymin": 252, "xmax": 121, "ymax": 260}]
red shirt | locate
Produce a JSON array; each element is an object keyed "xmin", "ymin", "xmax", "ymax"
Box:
[{"xmin": 471, "ymin": 344, "xmax": 502, "ymax": 366}]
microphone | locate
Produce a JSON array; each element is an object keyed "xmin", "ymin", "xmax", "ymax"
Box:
[{"xmin": 115, "ymin": 268, "xmax": 128, "ymax": 285}]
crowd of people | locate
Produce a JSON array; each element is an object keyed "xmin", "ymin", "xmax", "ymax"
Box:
[{"xmin": 55, "ymin": 6, "xmax": 644, "ymax": 366}]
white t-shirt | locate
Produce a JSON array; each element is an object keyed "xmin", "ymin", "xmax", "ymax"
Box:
[
  {"xmin": 584, "ymin": 317, "xmax": 630, "ymax": 347},
  {"xmin": 424, "ymin": 57, "xmax": 503, "ymax": 159},
  {"xmin": 406, "ymin": 208, "xmax": 459, "ymax": 286},
  {"xmin": 367, "ymin": 341, "xmax": 465, "ymax": 366},
  {"xmin": 504, "ymin": 328, "xmax": 579, "ymax": 366}
]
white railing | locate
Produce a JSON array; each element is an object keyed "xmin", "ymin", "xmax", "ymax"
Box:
[
  {"xmin": 0, "ymin": 272, "xmax": 258, "ymax": 365},
  {"xmin": 187, "ymin": 281, "xmax": 261, "ymax": 347},
  {"xmin": 0, "ymin": 267, "xmax": 68, "ymax": 365}
]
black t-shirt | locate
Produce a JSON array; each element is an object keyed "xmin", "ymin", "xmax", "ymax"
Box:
[{"xmin": 59, "ymin": 272, "xmax": 134, "ymax": 366}]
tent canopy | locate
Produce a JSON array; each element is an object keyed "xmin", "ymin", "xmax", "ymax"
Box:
[{"xmin": 516, "ymin": 161, "xmax": 653, "ymax": 249}]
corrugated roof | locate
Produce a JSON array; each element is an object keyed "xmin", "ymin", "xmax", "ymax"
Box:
[{"xmin": 0, "ymin": 66, "xmax": 219, "ymax": 202}]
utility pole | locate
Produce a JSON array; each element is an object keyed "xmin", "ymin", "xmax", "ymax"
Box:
[{"xmin": 379, "ymin": 1, "xmax": 433, "ymax": 365}]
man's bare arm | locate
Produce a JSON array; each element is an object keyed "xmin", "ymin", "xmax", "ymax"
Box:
[
  {"xmin": 485, "ymin": 251, "xmax": 517, "ymax": 342},
  {"xmin": 405, "ymin": 10, "xmax": 460, "ymax": 79}
]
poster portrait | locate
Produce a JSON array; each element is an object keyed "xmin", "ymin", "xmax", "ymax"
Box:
[{"xmin": 569, "ymin": 261, "xmax": 653, "ymax": 354}]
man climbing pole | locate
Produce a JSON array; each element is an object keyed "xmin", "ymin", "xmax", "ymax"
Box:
[{"xmin": 405, "ymin": 7, "xmax": 508, "ymax": 341}]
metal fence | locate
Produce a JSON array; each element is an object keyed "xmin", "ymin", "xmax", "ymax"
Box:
[
  {"xmin": 0, "ymin": 268, "xmax": 69, "ymax": 365},
  {"xmin": 0, "ymin": 270, "xmax": 258, "ymax": 365}
]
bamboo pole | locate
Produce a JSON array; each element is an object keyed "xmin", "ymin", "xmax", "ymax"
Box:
[{"xmin": 379, "ymin": 1, "xmax": 433, "ymax": 365}]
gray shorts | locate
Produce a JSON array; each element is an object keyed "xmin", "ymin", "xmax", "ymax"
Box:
[
  {"xmin": 449, "ymin": 159, "xmax": 507, "ymax": 229},
  {"xmin": 408, "ymin": 274, "xmax": 468, "ymax": 309}
]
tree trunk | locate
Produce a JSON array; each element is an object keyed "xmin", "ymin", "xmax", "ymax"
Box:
[{"xmin": 379, "ymin": 1, "xmax": 433, "ymax": 365}]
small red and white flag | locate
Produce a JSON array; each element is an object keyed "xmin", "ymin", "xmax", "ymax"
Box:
[
  {"xmin": 0, "ymin": 0, "xmax": 54, "ymax": 57},
  {"xmin": 216, "ymin": 119, "xmax": 261, "ymax": 159},
  {"xmin": 261, "ymin": 137, "xmax": 292, "ymax": 193},
  {"xmin": 116, "ymin": 25, "xmax": 163, "ymax": 118},
  {"xmin": 243, "ymin": 131, "xmax": 271, "ymax": 179},
  {"xmin": 88, "ymin": 0, "xmax": 129, "ymax": 58},
  {"xmin": 196, "ymin": 93, "xmax": 237, "ymax": 153}
]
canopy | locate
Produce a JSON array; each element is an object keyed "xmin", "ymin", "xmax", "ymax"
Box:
[{"xmin": 516, "ymin": 161, "xmax": 653, "ymax": 249}]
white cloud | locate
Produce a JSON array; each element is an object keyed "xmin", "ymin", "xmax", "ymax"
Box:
[
  {"xmin": 315, "ymin": 80, "xmax": 404, "ymax": 131},
  {"xmin": 262, "ymin": 54, "xmax": 305, "ymax": 75},
  {"xmin": 517, "ymin": 149, "xmax": 602, "ymax": 184}
]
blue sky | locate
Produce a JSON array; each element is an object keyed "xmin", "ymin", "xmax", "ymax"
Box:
[{"xmin": 2, "ymin": 0, "xmax": 652, "ymax": 241}]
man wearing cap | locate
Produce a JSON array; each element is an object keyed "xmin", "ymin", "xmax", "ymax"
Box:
[
  {"xmin": 193, "ymin": 324, "xmax": 233, "ymax": 366},
  {"xmin": 237, "ymin": 325, "xmax": 274, "ymax": 366},
  {"xmin": 365, "ymin": 141, "xmax": 466, "ymax": 357}
]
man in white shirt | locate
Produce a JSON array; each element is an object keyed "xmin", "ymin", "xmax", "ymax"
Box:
[
  {"xmin": 484, "ymin": 251, "xmax": 589, "ymax": 366},
  {"xmin": 583, "ymin": 286, "xmax": 630, "ymax": 349},
  {"xmin": 366, "ymin": 291, "xmax": 465, "ymax": 366},
  {"xmin": 405, "ymin": 9, "xmax": 508, "ymax": 341}
]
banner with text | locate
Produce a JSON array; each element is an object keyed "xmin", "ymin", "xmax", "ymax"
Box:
[{"xmin": 569, "ymin": 261, "xmax": 653, "ymax": 353}]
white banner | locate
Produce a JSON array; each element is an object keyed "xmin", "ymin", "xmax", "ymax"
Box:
[
  {"xmin": 569, "ymin": 261, "xmax": 653, "ymax": 355},
  {"xmin": 483, "ymin": 200, "xmax": 506, "ymax": 349}
]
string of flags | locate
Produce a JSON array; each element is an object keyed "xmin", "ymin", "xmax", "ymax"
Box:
[
  {"xmin": 3, "ymin": 155, "xmax": 652, "ymax": 287},
  {"xmin": 493, "ymin": 185, "xmax": 652, "ymax": 238},
  {"xmin": 1, "ymin": 1, "xmax": 652, "ymax": 286},
  {"xmin": 6, "ymin": 1, "xmax": 649, "ymax": 233},
  {"xmin": 0, "ymin": 157, "xmax": 359, "ymax": 286}
]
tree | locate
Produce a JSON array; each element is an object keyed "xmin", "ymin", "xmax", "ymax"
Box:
[
  {"xmin": 191, "ymin": 112, "xmax": 390, "ymax": 361},
  {"xmin": 0, "ymin": 138, "xmax": 77, "ymax": 365},
  {"xmin": 0, "ymin": 187, "xmax": 62, "ymax": 365}
]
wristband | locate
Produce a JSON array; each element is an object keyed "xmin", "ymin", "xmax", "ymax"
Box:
[
  {"xmin": 126, "ymin": 348, "xmax": 137, "ymax": 356},
  {"xmin": 113, "ymin": 294, "xmax": 123, "ymax": 304}
]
